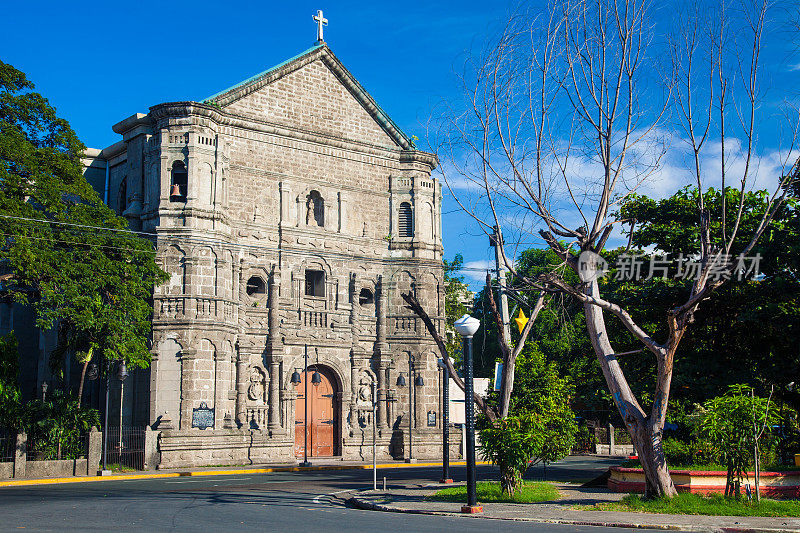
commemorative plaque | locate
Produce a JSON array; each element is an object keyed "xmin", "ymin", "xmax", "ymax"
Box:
[{"xmin": 192, "ymin": 402, "xmax": 215, "ymax": 430}]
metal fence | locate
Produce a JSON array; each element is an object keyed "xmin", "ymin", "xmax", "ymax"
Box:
[
  {"xmin": 0, "ymin": 431, "xmax": 14, "ymax": 462},
  {"xmin": 26, "ymin": 431, "xmax": 89, "ymax": 461},
  {"xmin": 103, "ymin": 426, "xmax": 145, "ymax": 470},
  {"xmin": 594, "ymin": 426, "xmax": 632, "ymax": 445}
]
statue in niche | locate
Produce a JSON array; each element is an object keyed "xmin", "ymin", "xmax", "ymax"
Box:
[
  {"xmin": 247, "ymin": 366, "xmax": 266, "ymax": 402},
  {"xmin": 355, "ymin": 373, "xmax": 374, "ymax": 428},
  {"xmin": 305, "ymin": 191, "xmax": 324, "ymax": 227}
]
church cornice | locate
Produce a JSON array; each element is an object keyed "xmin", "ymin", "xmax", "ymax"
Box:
[{"xmin": 148, "ymin": 101, "xmax": 437, "ymax": 172}]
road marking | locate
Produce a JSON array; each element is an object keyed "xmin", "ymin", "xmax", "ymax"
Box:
[
  {"xmin": 0, "ymin": 461, "xmax": 491, "ymax": 488},
  {"xmin": 165, "ymin": 477, "xmax": 251, "ymax": 484}
]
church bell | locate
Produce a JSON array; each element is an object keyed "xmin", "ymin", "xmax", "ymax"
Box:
[{"xmin": 170, "ymin": 183, "xmax": 183, "ymax": 198}]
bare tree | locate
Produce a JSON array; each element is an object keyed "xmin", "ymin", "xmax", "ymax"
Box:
[
  {"xmin": 401, "ymin": 281, "xmax": 547, "ymax": 421},
  {"xmin": 433, "ymin": 0, "xmax": 798, "ymax": 498}
]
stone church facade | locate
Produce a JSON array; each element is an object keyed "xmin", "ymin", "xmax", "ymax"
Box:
[{"xmin": 82, "ymin": 44, "xmax": 446, "ymax": 467}]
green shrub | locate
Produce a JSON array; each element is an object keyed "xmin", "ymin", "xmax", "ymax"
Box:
[
  {"xmin": 24, "ymin": 390, "xmax": 99, "ymax": 460},
  {"xmin": 662, "ymin": 437, "xmax": 693, "ymax": 465},
  {"xmin": 573, "ymin": 425, "xmax": 597, "ymax": 453},
  {"xmin": 478, "ymin": 413, "xmax": 545, "ymax": 497},
  {"xmin": 698, "ymin": 384, "xmax": 778, "ymax": 496}
]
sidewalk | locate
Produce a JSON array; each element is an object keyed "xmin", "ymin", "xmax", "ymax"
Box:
[
  {"xmin": 0, "ymin": 458, "xmax": 489, "ymax": 488},
  {"xmin": 346, "ymin": 482, "xmax": 800, "ymax": 533}
]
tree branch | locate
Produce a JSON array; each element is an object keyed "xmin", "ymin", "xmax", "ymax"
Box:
[{"xmin": 401, "ymin": 291, "xmax": 498, "ymax": 421}]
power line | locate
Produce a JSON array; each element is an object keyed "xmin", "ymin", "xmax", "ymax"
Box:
[
  {"xmin": 0, "ymin": 214, "xmax": 442, "ymax": 268},
  {"xmin": 0, "ymin": 232, "xmax": 157, "ymax": 255},
  {"xmin": 0, "ymin": 212, "xmax": 514, "ymax": 272}
]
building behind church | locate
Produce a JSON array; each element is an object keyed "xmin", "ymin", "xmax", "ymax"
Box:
[{"xmin": 74, "ymin": 44, "xmax": 447, "ymax": 467}]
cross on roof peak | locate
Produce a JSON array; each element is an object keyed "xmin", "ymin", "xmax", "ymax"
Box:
[{"xmin": 313, "ymin": 10, "xmax": 328, "ymax": 44}]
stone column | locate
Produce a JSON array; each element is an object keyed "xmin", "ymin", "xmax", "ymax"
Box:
[
  {"xmin": 268, "ymin": 361, "xmax": 281, "ymax": 431},
  {"xmin": 413, "ymin": 354, "xmax": 424, "ymax": 429},
  {"xmin": 235, "ymin": 348, "xmax": 247, "ymax": 428},
  {"xmin": 374, "ymin": 276, "xmax": 390, "ymax": 429},
  {"xmin": 186, "ymin": 133, "xmax": 197, "ymax": 206},
  {"xmin": 183, "ymin": 257, "xmax": 196, "ymax": 317},
  {"xmin": 214, "ymin": 351, "xmax": 224, "ymax": 428},
  {"xmin": 375, "ymin": 366, "xmax": 387, "ymax": 430},
  {"xmin": 348, "ymin": 273, "xmax": 360, "ymax": 432},
  {"xmin": 179, "ymin": 348, "xmax": 197, "ymax": 430},
  {"xmin": 88, "ymin": 427, "xmax": 102, "ymax": 475},
  {"xmin": 13, "ymin": 432, "xmax": 26, "ymax": 479},
  {"xmin": 148, "ymin": 348, "xmax": 160, "ymax": 426},
  {"xmin": 267, "ymin": 267, "xmax": 283, "ymax": 432}
]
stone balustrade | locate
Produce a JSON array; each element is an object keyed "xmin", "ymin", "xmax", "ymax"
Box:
[{"xmin": 156, "ymin": 296, "xmax": 237, "ymax": 321}]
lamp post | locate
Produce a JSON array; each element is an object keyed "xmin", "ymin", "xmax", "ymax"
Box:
[
  {"xmin": 453, "ymin": 314, "xmax": 482, "ymax": 514},
  {"xmin": 117, "ymin": 362, "xmax": 128, "ymax": 459},
  {"xmin": 102, "ymin": 363, "xmax": 110, "ymax": 473},
  {"xmin": 291, "ymin": 345, "xmax": 321, "ymax": 467},
  {"xmin": 102, "ymin": 359, "xmax": 127, "ymax": 474},
  {"xmin": 397, "ymin": 355, "xmax": 424, "ymax": 463},
  {"xmin": 371, "ymin": 381, "xmax": 377, "ymax": 490},
  {"xmin": 438, "ymin": 357, "xmax": 453, "ymax": 484}
]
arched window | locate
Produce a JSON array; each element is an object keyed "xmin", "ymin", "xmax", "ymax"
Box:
[
  {"xmin": 306, "ymin": 190, "xmax": 324, "ymax": 227},
  {"xmin": 118, "ymin": 177, "xmax": 127, "ymax": 213},
  {"xmin": 246, "ymin": 276, "xmax": 266, "ymax": 297},
  {"xmin": 170, "ymin": 161, "xmax": 188, "ymax": 203},
  {"xmin": 398, "ymin": 202, "xmax": 413, "ymax": 238},
  {"xmin": 358, "ymin": 288, "xmax": 374, "ymax": 306}
]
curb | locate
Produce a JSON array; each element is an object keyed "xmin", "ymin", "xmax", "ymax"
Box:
[
  {"xmin": 0, "ymin": 460, "xmax": 490, "ymax": 489},
  {"xmin": 346, "ymin": 495, "xmax": 800, "ymax": 533}
]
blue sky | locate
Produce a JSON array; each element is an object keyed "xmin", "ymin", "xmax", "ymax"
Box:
[
  {"xmin": 2, "ymin": 1, "xmax": 797, "ymax": 289},
  {"xmin": 1, "ymin": 0, "xmax": 512, "ymax": 285}
]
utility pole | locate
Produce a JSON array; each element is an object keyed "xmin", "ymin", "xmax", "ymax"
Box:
[{"xmin": 491, "ymin": 226, "xmax": 511, "ymax": 346}]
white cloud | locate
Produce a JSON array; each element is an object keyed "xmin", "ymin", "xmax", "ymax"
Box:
[{"xmin": 461, "ymin": 260, "xmax": 493, "ymax": 282}]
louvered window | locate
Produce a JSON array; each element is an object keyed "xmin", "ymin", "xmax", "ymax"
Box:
[{"xmin": 398, "ymin": 202, "xmax": 413, "ymax": 238}]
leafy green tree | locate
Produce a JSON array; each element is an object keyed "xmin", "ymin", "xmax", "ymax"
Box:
[
  {"xmin": 509, "ymin": 345, "xmax": 577, "ymax": 464},
  {"xmin": 698, "ymin": 385, "xmax": 778, "ymax": 497},
  {"xmin": 0, "ymin": 60, "xmax": 168, "ymax": 400},
  {"xmin": 0, "ymin": 332, "xmax": 22, "ymax": 430}
]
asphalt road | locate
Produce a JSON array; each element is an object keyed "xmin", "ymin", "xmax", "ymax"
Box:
[{"xmin": 0, "ymin": 456, "xmax": 646, "ymax": 532}]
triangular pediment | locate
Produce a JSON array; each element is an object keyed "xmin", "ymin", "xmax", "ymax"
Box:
[{"xmin": 202, "ymin": 45, "xmax": 413, "ymax": 150}]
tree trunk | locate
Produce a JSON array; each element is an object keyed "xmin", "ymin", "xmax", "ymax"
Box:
[
  {"xmin": 77, "ymin": 359, "xmax": 89, "ymax": 409},
  {"xmin": 400, "ymin": 292, "xmax": 497, "ymax": 421},
  {"xmin": 582, "ymin": 280, "xmax": 677, "ymax": 498},
  {"xmin": 754, "ymin": 439, "xmax": 760, "ymax": 502}
]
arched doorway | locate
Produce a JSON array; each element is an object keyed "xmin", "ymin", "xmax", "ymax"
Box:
[{"xmin": 294, "ymin": 365, "xmax": 338, "ymax": 457}]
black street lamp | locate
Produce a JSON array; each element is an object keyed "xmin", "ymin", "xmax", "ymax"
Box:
[
  {"xmin": 102, "ymin": 359, "xmax": 127, "ymax": 474},
  {"xmin": 292, "ymin": 345, "xmax": 321, "ymax": 467},
  {"xmin": 397, "ymin": 355, "xmax": 424, "ymax": 463},
  {"xmin": 438, "ymin": 357, "xmax": 453, "ymax": 484},
  {"xmin": 454, "ymin": 314, "xmax": 482, "ymax": 514},
  {"xmin": 117, "ymin": 362, "xmax": 128, "ymax": 460}
]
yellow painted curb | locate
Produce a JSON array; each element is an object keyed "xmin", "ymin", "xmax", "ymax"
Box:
[{"xmin": 0, "ymin": 461, "xmax": 491, "ymax": 488}]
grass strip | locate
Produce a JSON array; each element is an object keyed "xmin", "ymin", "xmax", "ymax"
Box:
[
  {"xmin": 579, "ymin": 493, "xmax": 800, "ymax": 517},
  {"xmin": 619, "ymin": 460, "xmax": 800, "ymax": 471},
  {"xmin": 427, "ymin": 480, "xmax": 560, "ymax": 504}
]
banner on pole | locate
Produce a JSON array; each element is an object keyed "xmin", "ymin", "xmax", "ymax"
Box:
[{"xmin": 493, "ymin": 362, "xmax": 503, "ymax": 391}]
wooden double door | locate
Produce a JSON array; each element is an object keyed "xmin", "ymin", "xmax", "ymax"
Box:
[{"xmin": 294, "ymin": 365, "xmax": 338, "ymax": 457}]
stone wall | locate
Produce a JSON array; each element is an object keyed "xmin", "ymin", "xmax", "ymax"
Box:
[
  {"xmin": 84, "ymin": 44, "xmax": 447, "ymax": 468},
  {"xmin": 0, "ymin": 429, "xmax": 101, "ymax": 480}
]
